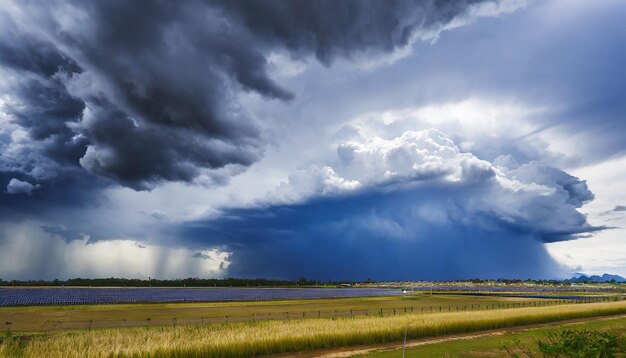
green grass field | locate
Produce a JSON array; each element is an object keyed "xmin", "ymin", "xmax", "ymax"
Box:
[
  {"xmin": 362, "ymin": 315, "xmax": 626, "ymax": 357},
  {"xmin": 1, "ymin": 300, "xmax": 625, "ymax": 357},
  {"xmin": 0, "ymin": 293, "xmax": 564, "ymax": 333}
]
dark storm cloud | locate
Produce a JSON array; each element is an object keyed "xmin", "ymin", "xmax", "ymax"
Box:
[
  {"xmin": 180, "ymin": 165, "xmax": 601, "ymax": 280},
  {"xmin": 214, "ymin": 0, "xmax": 483, "ymax": 65},
  {"xmin": 6, "ymin": 0, "xmax": 618, "ymax": 280},
  {"xmin": 0, "ymin": 13, "xmax": 79, "ymax": 77},
  {"xmin": 0, "ymin": 0, "xmax": 492, "ymax": 190},
  {"xmin": 0, "ymin": 11, "xmax": 91, "ymax": 212},
  {"xmin": 0, "ymin": 172, "xmax": 107, "ymax": 220},
  {"xmin": 179, "ymin": 189, "xmax": 555, "ymax": 280},
  {"xmin": 3, "ymin": 76, "xmax": 86, "ymax": 167},
  {"xmin": 41, "ymin": 224, "xmax": 84, "ymax": 242}
]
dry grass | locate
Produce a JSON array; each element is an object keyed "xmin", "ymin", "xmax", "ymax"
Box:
[{"xmin": 2, "ymin": 301, "xmax": 625, "ymax": 357}]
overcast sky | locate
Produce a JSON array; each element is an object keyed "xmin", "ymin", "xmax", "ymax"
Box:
[{"xmin": 1, "ymin": 0, "xmax": 624, "ymax": 280}]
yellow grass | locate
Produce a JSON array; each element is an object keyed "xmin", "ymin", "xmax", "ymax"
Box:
[{"xmin": 2, "ymin": 301, "xmax": 625, "ymax": 357}]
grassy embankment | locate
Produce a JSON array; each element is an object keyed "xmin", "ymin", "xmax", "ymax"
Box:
[
  {"xmin": 0, "ymin": 293, "xmax": 557, "ymax": 332},
  {"xmin": 1, "ymin": 301, "xmax": 625, "ymax": 357}
]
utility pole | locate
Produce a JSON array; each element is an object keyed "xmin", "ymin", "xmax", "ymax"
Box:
[{"xmin": 402, "ymin": 328, "xmax": 407, "ymax": 358}]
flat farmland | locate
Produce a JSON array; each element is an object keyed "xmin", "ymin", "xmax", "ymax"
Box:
[
  {"xmin": 0, "ymin": 293, "xmax": 567, "ymax": 333},
  {"xmin": 2, "ymin": 301, "xmax": 625, "ymax": 357}
]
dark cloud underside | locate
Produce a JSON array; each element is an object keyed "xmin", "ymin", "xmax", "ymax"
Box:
[{"xmin": 181, "ymin": 173, "xmax": 599, "ymax": 280}]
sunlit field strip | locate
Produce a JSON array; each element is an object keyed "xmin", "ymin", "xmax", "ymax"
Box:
[{"xmin": 1, "ymin": 301, "xmax": 625, "ymax": 357}]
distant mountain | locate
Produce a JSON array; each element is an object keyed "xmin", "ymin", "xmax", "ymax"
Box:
[{"xmin": 567, "ymin": 273, "xmax": 626, "ymax": 283}]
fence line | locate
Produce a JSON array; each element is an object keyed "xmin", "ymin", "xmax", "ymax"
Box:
[{"xmin": 4, "ymin": 295, "xmax": 621, "ymax": 333}]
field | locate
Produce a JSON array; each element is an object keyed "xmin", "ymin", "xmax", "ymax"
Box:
[
  {"xmin": 0, "ymin": 293, "xmax": 568, "ymax": 332},
  {"xmin": 1, "ymin": 299, "xmax": 625, "ymax": 357},
  {"xmin": 362, "ymin": 315, "xmax": 626, "ymax": 357}
]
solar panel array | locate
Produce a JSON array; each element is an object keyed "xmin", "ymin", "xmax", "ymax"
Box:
[{"xmin": 0, "ymin": 287, "xmax": 401, "ymax": 306}]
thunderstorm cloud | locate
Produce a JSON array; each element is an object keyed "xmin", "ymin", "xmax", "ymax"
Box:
[
  {"xmin": 181, "ymin": 129, "xmax": 600, "ymax": 280},
  {"xmin": 0, "ymin": 0, "xmax": 624, "ymax": 280},
  {"xmin": 0, "ymin": 0, "xmax": 503, "ymax": 190}
]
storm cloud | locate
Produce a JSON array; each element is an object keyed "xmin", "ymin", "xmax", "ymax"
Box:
[
  {"xmin": 0, "ymin": 0, "xmax": 506, "ymax": 190},
  {"xmin": 181, "ymin": 129, "xmax": 600, "ymax": 280},
  {"xmin": 1, "ymin": 1, "xmax": 623, "ymax": 281}
]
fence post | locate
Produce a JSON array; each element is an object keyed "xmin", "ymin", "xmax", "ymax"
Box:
[
  {"xmin": 350, "ymin": 309, "xmax": 353, "ymax": 317},
  {"xmin": 5, "ymin": 321, "xmax": 11, "ymax": 334},
  {"xmin": 394, "ymin": 308, "xmax": 396, "ymax": 315},
  {"xmin": 147, "ymin": 318, "xmax": 151, "ymax": 326},
  {"xmin": 88, "ymin": 319, "xmax": 93, "ymax": 331},
  {"xmin": 318, "ymin": 311, "xmax": 321, "ymax": 318}
]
